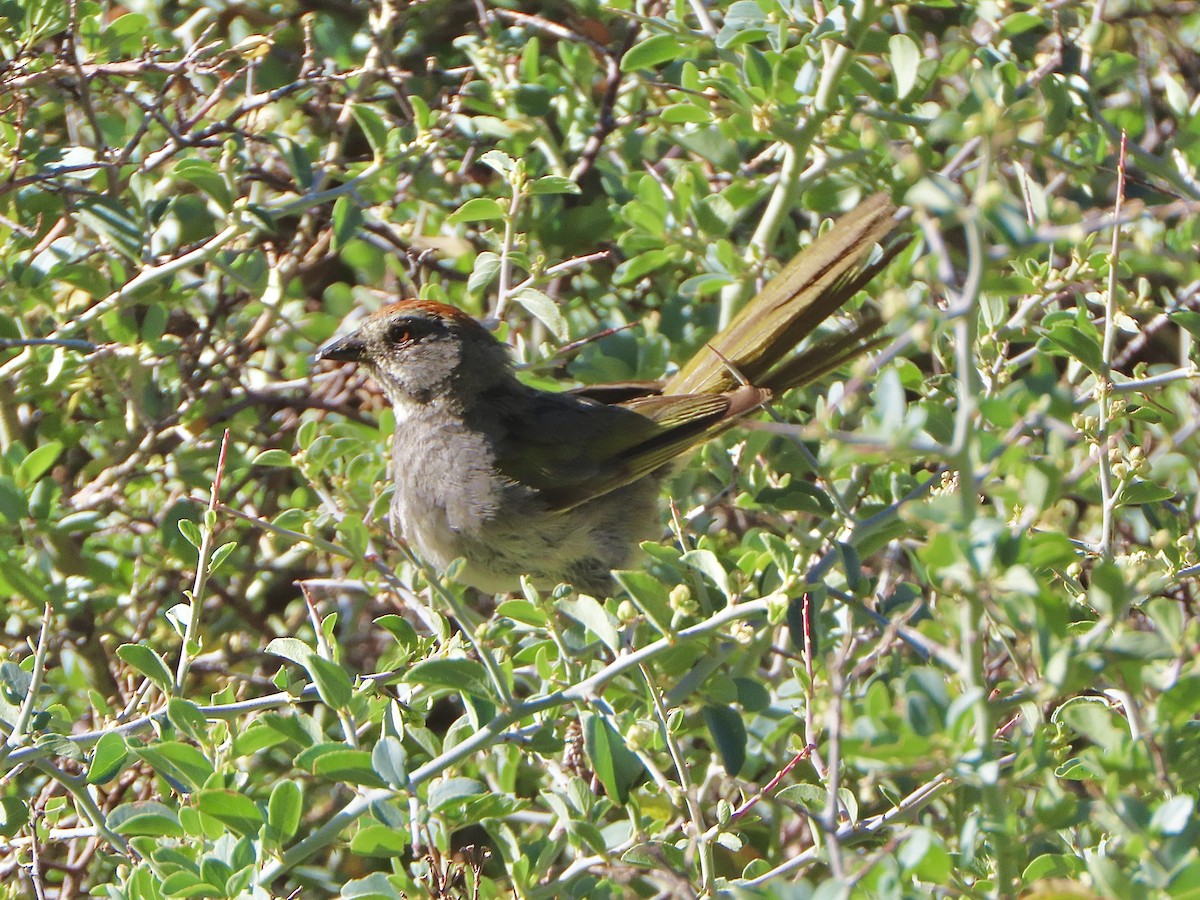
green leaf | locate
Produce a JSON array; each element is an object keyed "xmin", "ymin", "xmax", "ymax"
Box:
[
  {"xmin": 427, "ymin": 777, "xmax": 484, "ymax": 811},
  {"xmin": 1087, "ymin": 852, "xmax": 1135, "ymax": 897},
  {"xmin": 195, "ymin": 788, "xmax": 265, "ymax": 836},
  {"xmin": 351, "ymin": 103, "xmax": 390, "ymax": 156},
  {"xmin": 660, "ymin": 103, "xmax": 711, "ymax": 125},
  {"xmin": 733, "ymin": 677, "xmax": 771, "ymax": 713},
  {"xmin": 716, "ymin": 1, "xmax": 768, "ymax": 48},
  {"xmin": 276, "ymin": 135, "xmax": 314, "ymax": 187},
  {"xmin": 267, "ymin": 780, "xmax": 303, "ymax": 842},
  {"xmin": 259, "ymin": 713, "xmax": 318, "ymax": 750},
  {"xmin": 350, "ymin": 824, "xmax": 410, "ymax": 856},
  {"xmin": 332, "ymin": 195, "xmax": 364, "ymax": 250},
  {"xmin": 742, "ymin": 46, "xmax": 772, "ymax": 92},
  {"xmin": 515, "ymin": 83, "xmax": 551, "ymax": 116},
  {"xmin": 173, "ymin": 159, "xmax": 232, "ymax": 212},
  {"xmin": 371, "ymin": 736, "xmax": 408, "ymax": 788},
  {"xmin": 295, "ymin": 741, "xmax": 350, "ymax": 771},
  {"xmin": 613, "ymin": 569, "xmax": 674, "ymax": 635},
  {"xmin": 1169, "ymin": 309, "xmax": 1200, "ymax": 340},
  {"xmin": 1088, "ymin": 561, "xmax": 1130, "ymax": 618},
  {"xmin": 898, "ymin": 828, "xmax": 952, "ymax": 881},
  {"xmin": 342, "ymin": 872, "xmax": 404, "ymax": 900},
  {"xmin": 135, "ymin": 741, "xmax": 214, "ymax": 792},
  {"xmin": 265, "ymin": 637, "xmax": 354, "ymax": 709},
  {"xmin": 621, "ymin": 34, "xmax": 685, "ymax": 72},
  {"xmin": 0, "ymin": 478, "xmax": 26, "ymax": 524},
  {"xmin": 1151, "ymin": 795, "xmax": 1194, "ymax": 836},
  {"xmin": 1023, "ymin": 854, "xmax": 1086, "ymax": 882},
  {"xmin": 1055, "ymin": 757, "xmax": 1101, "ymax": 781},
  {"xmin": 478, "ymin": 149, "xmax": 516, "ymax": 177},
  {"xmin": 679, "ymin": 272, "xmax": 735, "ymax": 297},
  {"xmin": 753, "ymin": 482, "xmax": 835, "ymax": 516},
  {"xmin": 207, "ymin": 540, "xmax": 238, "ymax": 574},
  {"xmin": 311, "ymin": 749, "xmax": 387, "ymax": 787},
  {"xmin": 87, "ymin": 731, "xmax": 130, "ymax": 784},
  {"xmin": 374, "ymin": 614, "xmax": 419, "ymax": 647},
  {"xmin": 108, "ymin": 801, "xmax": 184, "ymax": 838},
  {"xmin": 16, "ymin": 441, "xmax": 63, "ymax": 487},
  {"xmin": 583, "ymin": 714, "xmax": 645, "ymax": 805},
  {"xmin": 447, "ymin": 197, "xmax": 507, "ymax": 225},
  {"xmin": 0, "ymin": 797, "xmax": 27, "ymax": 838},
  {"xmin": 529, "ymin": 175, "xmax": 581, "ymax": 195},
  {"xmin": 468, "ymin": 250, "xmax": 501, "ymax": 294},
  {"xmin": 495, "ymin": 600, "xmax": 548, "ymax": 627},
  {"xmin": 76, "ymin": 196, "xmax": 143, "ymax": 259},
  {"xmin": 116, "ymin": 644, "xmax": 174, "ymax": 691},
  {"xmin": 177, "ymin": 519, "xmax": 203, "ymax": 550},
  {"xmin": 253, "ymin": 448, "xmax": 294, "ymax": 467},
  {"xmin": 0, "ymin": 660, "xmax": 32, "ymax": 704},
  {"xmin": 613, "ymin": 247, "xmax": 680, "ymax": 285},
  {"xmin": 35, "ymin": 733, "xmax": 82, "ymax": 762},
  {"xmin": 1001, "ymin": 11, "xmax": 1045, "ymax": 35},
  {"xmin": 682, "ymin": 549, "xmax": 731, "ymax": 600},
  {"xmin": 165, "ymin": 698, "xmax": 209, "ymax": 744},
  {"xmin": 556, "ymin": 595, "xmax": 619, "ymax": 652},
  {"xmin": 888, "ymin": 33, "xmax": 921, "ymax": 100},
  {"xmin": 1116, "ymin": 480, "xmax": 1175, "ymax": 506},
  {"xmin": 509, "ymin": 287, "xmax": 568, "ymax": 340},
  {"xmin": 702, "ymin": 704, "xmax": 747, "ymax": 776},
  {"xmin": 406, "ymin": 658, "xmax": 494, "ymax": 700},
  {"xmin": 624, "ymin": 840, "xmax": 687, "ymax": 871},
  {"xmin": 1042, "ymin": 323, "xmax": 1105, "ymax": 374},
  {"xmin": 200, "ymin": 857, "xmax": 234, "ymax": 891},
  {"xmin": 1056, "ymin": 697, "xmax": 1126, "ymax": 753},
  {"xmin": 231, "ymin": 723, "xmax": 289, "ymax": 757},
  {"xmin": 306, "ymin": 656, "xmax": 355, "ymax": 709}
]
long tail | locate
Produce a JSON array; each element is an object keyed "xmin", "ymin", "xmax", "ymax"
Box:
[{"xmin": 665, "ymin": 193, "xmax": 906, "ymax": 396}]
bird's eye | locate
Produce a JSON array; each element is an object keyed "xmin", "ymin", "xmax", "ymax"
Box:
[{"xmin": 388, "ymin": 323, "xmax": 413, "ymax": 345}]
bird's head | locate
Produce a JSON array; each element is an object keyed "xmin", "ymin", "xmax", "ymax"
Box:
[{"xmin": 317, "ymin": 300, "xmax": 512, "ymax": 406}]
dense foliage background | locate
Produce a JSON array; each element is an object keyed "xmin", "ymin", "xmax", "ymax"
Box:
[{"xmin": 2, "ymin": 0, "xmax": 1200, "ymax": 897}]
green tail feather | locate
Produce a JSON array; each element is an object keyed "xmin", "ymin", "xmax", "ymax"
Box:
[{"xmin": 666, "ymin": 193, "xmax": 905, "ymax": 397}]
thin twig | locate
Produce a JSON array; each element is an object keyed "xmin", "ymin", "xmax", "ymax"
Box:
[
  {"xmin": 639, "ymin": 663, "xmax": 714, "ymax": 894},
  {"xmin": 1097, "ymin": 132, "xmax": 1128, "ymax": 560},
  {"xmin": 723, "ymin": 745, "xmax": 815, "ymax": 826},
  {"xmin": 0, "ymin": 605, "xmax": 53, "ymax": 767},
  {"xmin": 174, "ymin": 429, "xmax": 231, "ymax": 691}
]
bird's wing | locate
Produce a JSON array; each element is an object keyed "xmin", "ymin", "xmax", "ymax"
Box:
[
  {"xmin": 491, "ymin": 385, "xmax": 768, "ymax": 512},
  {"xmin": 567, "ymin": 380, "xmax": 664, "ymax": 404}
]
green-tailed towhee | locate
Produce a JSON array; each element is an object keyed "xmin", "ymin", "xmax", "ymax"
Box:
[{"xmin": 318, "ymin": 193, "xmax": 904, "ymax": 594}]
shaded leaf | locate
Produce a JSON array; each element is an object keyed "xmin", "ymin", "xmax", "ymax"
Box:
[
  {"xmin": 116, "ymin": 644, "xmax": 174, "ymax": 692},
  {"xmin": 702, "ymin": 704, "xmax": 747, "ymax": 775},
  {"xmin": 583, "ymin": 714, "xmax": 645, "ymax": 804}
]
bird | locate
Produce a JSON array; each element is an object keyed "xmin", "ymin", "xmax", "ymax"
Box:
[{"xmin": 318, "ymin": 193, "xmax": 904, "ymax": 595}]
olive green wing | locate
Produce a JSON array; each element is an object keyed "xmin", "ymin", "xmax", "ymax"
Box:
[
  {"xmin": 494, "ymin": 386, "xmax": 768, "ymax": 512},
  {"xmin": 568, "ymin": 380, "xmax": 664, "ymax": 404}
]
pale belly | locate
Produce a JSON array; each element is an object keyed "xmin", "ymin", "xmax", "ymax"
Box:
[{"xmin": 391, "ymin": 475, "xmax": 658, "ymax": 595}]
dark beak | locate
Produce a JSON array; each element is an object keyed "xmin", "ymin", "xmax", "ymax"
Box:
[{"xmin": 317, "ymin": 333, "xmax": 366, "ymax": 363}]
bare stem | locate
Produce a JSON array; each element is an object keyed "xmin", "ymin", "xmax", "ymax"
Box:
[
  {"xmin": 1097, "ymin": 131, "xmax": 1128, "ymax": 561},
  {"xmin": 0, "ymin": 605, "xmax": 53, "ymax": 767},
  {"xmin": 640, "ymin": 664, "xmax": 714, "ymax": 894},
  {"xmin": 174, "ymin": 429, "xmax": 231, "ymax": 692},
  {"xmin": 492, "ymin": 169, "xmax": 525, "ymax": 320}
]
